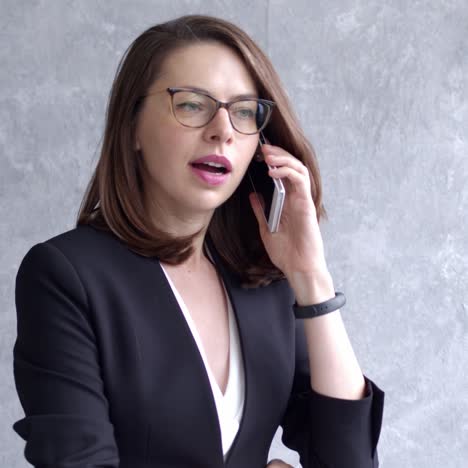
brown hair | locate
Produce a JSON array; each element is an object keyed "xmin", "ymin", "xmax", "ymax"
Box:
[{"xmin": 77, "ymin": 14, "xmax": 327, "ymax": 288}]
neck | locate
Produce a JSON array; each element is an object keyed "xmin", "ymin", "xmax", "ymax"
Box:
[
  {"xmin": 144, "ymin": 194, "xmax": 216, "ymax": 271},
  {"xmin": 149, "ymin": 216, "xmax": 215, "ymax": 273}
]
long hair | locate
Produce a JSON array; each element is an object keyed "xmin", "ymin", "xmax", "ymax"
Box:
[{"xmin": 77, "ymin": 14, "xmax": 327, "ymax": 288}]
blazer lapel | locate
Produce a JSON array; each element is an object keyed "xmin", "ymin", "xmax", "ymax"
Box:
[
  {"xmin": 144, "ymin": 258, "xmax": 225, "ymax": 466},
  {"xmin": 140, "ymin": 242, "xmax": 294, "ymax": 466},
  {"xmin": 148, "ymin": 245, "xmax": 254, "ymax": 465},
  {"xmin": 208, "ymin": 242, "xmax": 296, "ymax": 466}
]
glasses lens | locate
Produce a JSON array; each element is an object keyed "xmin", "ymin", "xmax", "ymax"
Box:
[
  {"xmin": 171, "ymin": 91, "xmax": 215, "ymax": 127},
  {"xmin": 229, "ymin": 100, "xmax": 271, "ymax": 134},
  {"xmin": 171, "ymin": 91, "xmax": 273, "ymax": 134}
]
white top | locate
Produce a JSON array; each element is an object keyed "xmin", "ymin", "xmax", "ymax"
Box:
[{"xmin": 160, "ymin": 260, "xmax": 245, "ymax": 461}]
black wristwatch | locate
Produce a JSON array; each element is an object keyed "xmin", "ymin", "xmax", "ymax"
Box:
[{"xmin": 293, "ymin": 292, "xmax": 346, "ymax": 319}]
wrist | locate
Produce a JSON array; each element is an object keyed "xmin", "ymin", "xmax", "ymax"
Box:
[{"xmin": 287, "ymin": 268, "xmax": 335, "ymax": 305}]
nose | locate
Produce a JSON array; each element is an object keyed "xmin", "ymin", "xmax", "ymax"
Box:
[{"xmin": 202, "ymin": 107, "xmax": 234, "ymax": 144}]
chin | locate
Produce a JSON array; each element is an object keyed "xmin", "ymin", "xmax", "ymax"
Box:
[{"xmin": 188, "ymin": 192, "xmax": 232, "ymax": 214}]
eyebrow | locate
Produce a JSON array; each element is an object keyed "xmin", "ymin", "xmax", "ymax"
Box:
[{"xmin": 181, "ymin": 86, "xmax": 259, "ymax": 100}]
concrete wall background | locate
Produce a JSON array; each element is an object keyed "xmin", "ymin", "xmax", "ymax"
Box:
[{"xmin": 1, "ymin": 1, "xmax": 467, "ymax": 467}]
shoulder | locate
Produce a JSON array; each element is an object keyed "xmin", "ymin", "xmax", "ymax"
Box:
[
  {"xmin": 44, "ymin": 224, "xmax": 126, "ymax": 259},
  {"xmin": 52, "ymin": 224, "xmax": 143, "ymax": 262},
  {"xmin": 17, "ymin": 224, "xmax": 148, "ymax": 286}
]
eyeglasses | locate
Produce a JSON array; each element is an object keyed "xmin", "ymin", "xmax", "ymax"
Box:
[{"xmin": 143, "ymin": 87, "xmax": 276, "ymax": 135}]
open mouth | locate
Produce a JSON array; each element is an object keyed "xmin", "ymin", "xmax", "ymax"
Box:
[{"xmin": 191, "ymin": 162, "xmax": 229, "ymax": 174}]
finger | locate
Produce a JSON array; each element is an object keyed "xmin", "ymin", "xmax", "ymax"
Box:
[
  {"xmin": 261, "ymin": 145, "xmax": 308, "ymax": 175},
  {"xmin": 261, "ymin": 144, "xmax": 301, "ymax": 161},
  {"xmin": 265, "ymin": 153, "xmax": 308, "ymax": 175},
  {"xmin": 268, "ymin": 165, "xmax": 308, "ymax": 189}
]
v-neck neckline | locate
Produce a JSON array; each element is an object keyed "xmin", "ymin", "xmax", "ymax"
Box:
[
  {"xmin": 160, "ymin": 262, "xmax": 232, "ymax": 398},
  {"xmin": 155, "ymin": 240, "xmax": 248, "ymax": 463}
]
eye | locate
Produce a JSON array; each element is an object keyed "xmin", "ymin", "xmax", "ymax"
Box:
[
  {"xmin": 233, "ymin": 107, "xmax": 256, "ymax": 119},
  {"xmin": 176, "ymin": 101, "xmax": 204, "ymax": 112}
]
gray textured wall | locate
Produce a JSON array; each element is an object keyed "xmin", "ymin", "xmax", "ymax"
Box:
[{"xmin": 1, "ymin": 1, "xmax": 467, "ymax": 467}]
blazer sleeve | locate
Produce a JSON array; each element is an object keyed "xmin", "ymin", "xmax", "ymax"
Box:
[
  {"xmin": 280, "ymin": 318, "xmax": 385, "ymax": 468},
  {"xmin": 12, "ymin": 242, "xmax": 119, "ymax": 467}
]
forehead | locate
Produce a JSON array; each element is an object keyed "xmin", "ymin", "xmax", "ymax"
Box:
[{"xmin": 154, "ymin": 42, "xmax": 258, "ymax": 100}]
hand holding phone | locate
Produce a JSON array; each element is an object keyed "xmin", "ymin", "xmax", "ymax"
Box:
[{"xmin": 248, "ymin": 132, "xmax": 286, "ymax": 233}]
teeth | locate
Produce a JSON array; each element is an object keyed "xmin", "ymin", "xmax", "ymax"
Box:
[{"xmin": 205, "ymin": 162, "xmax": 225, "ymax": 168}]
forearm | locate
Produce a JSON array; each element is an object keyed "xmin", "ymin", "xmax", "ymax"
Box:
[{"xmin": 288, "ymin": 268, "xmax": 366, "ymax": 400}]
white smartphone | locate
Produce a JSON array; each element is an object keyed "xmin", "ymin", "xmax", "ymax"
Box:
[{"xmin": 248, "ymin": 131, "xmax": 286, "ymax": 233}]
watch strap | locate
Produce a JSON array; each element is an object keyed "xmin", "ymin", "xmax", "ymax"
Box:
[{"xmin": 293, "ymin": 292, "xmax": 346, "ymax": 319}]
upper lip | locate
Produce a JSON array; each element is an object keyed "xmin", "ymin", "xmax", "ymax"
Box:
[{"xmin": 190, "ymin": 154, "xmax": 232, "ymax": 172}]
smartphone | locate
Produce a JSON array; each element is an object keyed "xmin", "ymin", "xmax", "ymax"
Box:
[{"xmin": 248, "ymin": 131, "xmax": 286, "ymax": 233}]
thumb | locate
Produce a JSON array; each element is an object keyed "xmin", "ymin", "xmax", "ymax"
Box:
[{"xmin": 249, "ymin": 192, "xmax": 268, "ymax": 233}]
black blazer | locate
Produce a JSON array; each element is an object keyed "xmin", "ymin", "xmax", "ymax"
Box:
[{"xmin": 13, "ymin": 224, "xmax": 384, "ymax": 468}]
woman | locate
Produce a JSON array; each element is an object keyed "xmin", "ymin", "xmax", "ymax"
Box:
[{"xmin": 13, "ymin": 14, "xmax": 384, "ymax": 468}]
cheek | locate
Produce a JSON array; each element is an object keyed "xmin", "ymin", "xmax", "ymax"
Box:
[
  {"xmin": 139, "ymin": 122, "xmax": 182, "ymax": 164},
  {"xmin": 230, "ymin": 144, "xmax": 257, "ymax": 186},
  {"xmin": 240, "ymin": 140, "xmax": 259, "ymax": 168},
  {"xmin": 136, "ymin": 104, "xmax": 175, "ymax": 150}
]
